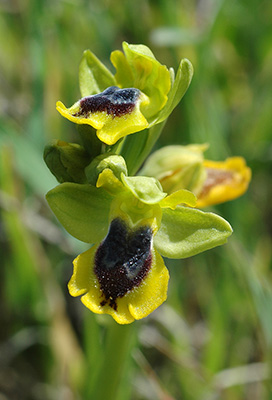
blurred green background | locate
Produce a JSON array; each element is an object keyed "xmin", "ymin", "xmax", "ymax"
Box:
[{"xmin": 0, "ymin": 0, "xmax": 272, "ymax": 399}]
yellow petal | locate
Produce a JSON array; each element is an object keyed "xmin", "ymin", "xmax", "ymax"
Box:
[
  {"xmin": 97, "ymin": 101, "xmax": 148, "ymax": 145},
  {"xmin": 96, "ymin": 169, "xmax": 124, "ymax": 195},
  {"xmin": 196, "ymin": 157, "xmax": 251, "ymax": 208},
  {"xmin": 56, "ymin": 87, "xmax": 150, "ymax": 145},
  {"xmin": 68, "ymin": 245, "xmax": 97, "ymax": 297},
  {"xmin": 159, "ymin": 189, "xmax": 197, "ymax": 209},
  {"xmin": 127, "ymin": 249, "xmax": 169, "ymax": 321},
  {"xmin": 56, "ymin": 100, "xmax": 104, "ymax": 129},
  {"xmin": 68, "ymin": 245, "xmax": 169, "ymax": 325}
]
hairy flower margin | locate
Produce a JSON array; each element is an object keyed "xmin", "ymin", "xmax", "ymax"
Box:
[{"xmin": 44, "ymin": 42, "xmax": 250, "ymax": 324}]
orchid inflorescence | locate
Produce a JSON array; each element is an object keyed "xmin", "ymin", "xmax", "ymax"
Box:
[{"xmin": 44, "ymin": 42, "xmax": 250, "ymax": 324}]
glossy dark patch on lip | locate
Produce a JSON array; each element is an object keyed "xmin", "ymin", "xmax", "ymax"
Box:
[
  {"xmin": 74, "ymin": 86, "xmax": 141, "ymax": 118},
  {"xmin": 94, "ymin": 218, "xmax": 152, "ymax": 310}
]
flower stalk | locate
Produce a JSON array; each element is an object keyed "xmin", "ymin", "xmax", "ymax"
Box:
[{"xmin": 88, "ymin": 322, "xmax": 136, "ymax": 400}]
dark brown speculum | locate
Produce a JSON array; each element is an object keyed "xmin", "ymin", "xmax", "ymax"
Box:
[
  {"xmin": 74, "ymin": 86, "xmax": 141, "ymax": 118},
  {"xmin": 94, "ymin": 218, "xmax": 152, "ymax": 310}
]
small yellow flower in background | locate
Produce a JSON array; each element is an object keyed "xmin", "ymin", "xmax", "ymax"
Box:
[
  {"xmin": 196, "ymin": 157, "xmax": 251, "ymax": 208},
  {"xmin": 140, "ymin": 145, "xmax": 251, "ymax": 208}
]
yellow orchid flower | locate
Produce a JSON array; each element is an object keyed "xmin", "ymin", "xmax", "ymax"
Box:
[
  {"xmin": 196, "ymin": 157, "xmax": 251, "ymax": 208},
  {"xmin": 46, "ymin": 155, "xmax": 232, "ymax": 324},
  {"xmin": 56, "ymin": 86, "xmax": 149, "ymax": 146},
  {"xmin": 140, "ymin": 145, "xmax": 251, "ymax": 208},
  {"xmin": 56, "ymin": 42, "xmax": 193, "ymax": 146}
]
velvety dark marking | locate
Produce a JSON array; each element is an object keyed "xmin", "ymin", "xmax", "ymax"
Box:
[
  {"xmin": 74, "ymin": 86, "xmax": 141, "ymax": 118},
  {"xmin": 94, "ymin": 218, "xmax": 152, "ymax": 310}
]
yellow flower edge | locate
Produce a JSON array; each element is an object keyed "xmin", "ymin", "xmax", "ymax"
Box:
[
  {"xmin": 56, "ymin": 90, "xmax": 149, "ymax": 146},
  {"xmin": 56, "ymin": 100, "xmax": 105, "ymax": 129},
  {"xmin": 68, "ymin": 244, "xmax": 169, "ymax": 324},
  {"xmin": 196, "ymin": 157, "xmax": 251, "ymax": 208},
  {"xmin": 97, "ymin": 105, "xmax": 148, "ymax": 145}
]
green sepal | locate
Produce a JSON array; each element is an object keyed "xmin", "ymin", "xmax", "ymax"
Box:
[
  {"xmin": 118, "ymin": 58, "xmax": 193, "ymax": 174},
  {"xmin": 77, "ymin": 124, "xmax": 102, "ymax": 158},
  {"xmin": 43, "ymin": 140, "xmax": 90, "ymax": 184},
  {"xmin": 109, "ymin": 49, "xmax": 133, "ymax": 88},
  {"xmin": 140, "ymin": 144, "xmax": 207, "ymax": 178},
  {"xmin": 154, "ymin": 206, "xmax": 232, "ymax": 259},
  {"xmin": 121, "ymin": 174, "xmax": 167, "ymax": 204},
  {"xmin": 111, "ymin": 42, "xmax": 171, "ymax": 120},
  {"xmin": 151, "ymin": 58, "xmax": 194, "ymax": 126},
  {"xmin": 119, "ymin": 121, "xmax": 166, "ymax": 176},
  {"xmin": 85, "ymin": 154, "xmax": 128, "ymax": 186},
  {"xmin": 46, "ymin": 183, "xmax": 112, "ymax": 243},
  {"xmin": 160, "ymin": 189, "xmax": 197, "ymax": 209},
  {"xmin": 139, "ymin": 144, "xmax": 207, "ymax": 194},
  {"xmin": 79, "ymin": 49, "xmax": 117, "ymax": 97}
]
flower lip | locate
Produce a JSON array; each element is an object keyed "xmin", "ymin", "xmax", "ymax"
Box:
[
  {"xmin": 94, "ymin": 217, "xmax": 153, "ymax": 310},
  {"xmin": 200, "ymin": 167, "xmax": 233, "ymax": 197},
  {"xmin": 74, "ymin": 86, "xmax": 142, "ymax": 118}
]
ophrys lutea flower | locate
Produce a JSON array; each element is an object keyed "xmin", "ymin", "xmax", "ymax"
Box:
[
  {"xmin": 46, "ymin": 155, "xmax": 232, "ymax": 324},
  {"xmin": 56, "ymin": 42, "xmax": 193, "ymax": 145},
  {"xmin": 140, "ymin": 144, "xmax": 251, "ymax": 208}
]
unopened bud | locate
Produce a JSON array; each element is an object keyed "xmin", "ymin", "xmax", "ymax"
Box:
[{"xmin": 44, "ymin": 140, "xmax": 90, "ymax": 183}]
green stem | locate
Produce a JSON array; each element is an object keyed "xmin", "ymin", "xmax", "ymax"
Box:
[
  {"xmin": 89, "ymin": 321, "xmax": 136, "ymax": 400},
  {"xmin": 119, "ymin": 120, "xmax": 167, "ymax": 175},
  {"xmin": 77, "ymin": 124, "xmax": 102, "ymax": 158}
]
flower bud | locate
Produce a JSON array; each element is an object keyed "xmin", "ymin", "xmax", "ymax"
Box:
[{"xmin": 44, "ymin": 140, "xmax": 90, "ymax": 183}]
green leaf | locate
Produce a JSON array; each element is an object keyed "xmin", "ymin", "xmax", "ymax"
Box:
[
  {"xmin": 121, "ymin": 174, "xmax": 166, "ymax": 204},
  {"xmin": 79, "ymin": 50, "xmax": 117, "ymax": 97},
  {"xmin": 153, "ymin": 58, "xmax": 194, "ymax": 125},
  {"xmin": 154, "ymin": 206, "xmax": 232, "ymax": 258},
  {"xmin": 46, "ymin": 183, "xmax": 112, "ymax": 243}
]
